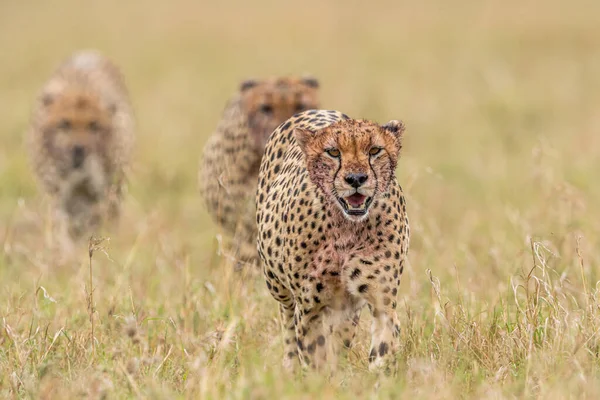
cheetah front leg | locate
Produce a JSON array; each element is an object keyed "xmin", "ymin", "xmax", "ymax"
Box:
[
  {"xmin": 232, "ymin": 197, "xmax": 260, "ymax": 270},
  {"xmin": 367, "ymin": 305, "xmax": 401, "ymax": 373},
  {"xmin": 343, "ymin": 257, "xmax": 404, "ymax": 374},
  {"xmin": 279, "ymin": 301, "xmax": 299, "ymax": 371},
  {"xmin": 329, "ymin": 299, "xmax": 363, "ymax": 351},
  {"xmin": 50, "ymin": 207, "xmax": 76, "ymax": 263},
  {"xmin": 294, "ymin": 305, "xmax": 331, "ymax": 371},
  {"xmin": 106, "ymin": 181, "xmax": 123, "ymax": 222},
  {"xmin": 263, "ymin": 266, "xmax": 299, "ymax": 371}
]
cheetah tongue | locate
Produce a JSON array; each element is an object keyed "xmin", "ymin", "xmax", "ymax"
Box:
[{"xmin": 345, "ymin": 193, "xmax": 366, "ymax": 208}]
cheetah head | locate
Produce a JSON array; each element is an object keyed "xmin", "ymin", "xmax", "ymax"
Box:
[
  {"xmin": 39, "ymin": 86, "xmax": 116, "ymax": 193},
  {"xmin": 240, "ymin": 76, "xmax": 320, "ymax": 152},
  {"xmin": 295, "ymin": 118, "xmax": 404, "ymax": 221}
]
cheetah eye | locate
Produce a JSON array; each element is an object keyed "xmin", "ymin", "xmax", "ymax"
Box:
[
  {"xmin": 369, "ymin": 147, "xmax": 382, "ymax": 156},
  {"xmin": 58, "ymin": 119, "xmax": 71, "ymax": 131},
  {"xmin": 326, "ymin": 148, "xmax": 341, "ymax": 158},
  {"xmin": 88, "ymin": 120, "xmax": 100, "ymax": 133},
  {"xmin": 260, "ymin": 104, "xmax": 273, "ymax": 114}
]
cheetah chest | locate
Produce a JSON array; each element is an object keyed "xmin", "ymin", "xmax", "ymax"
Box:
[{"xmin": 305, "ymin": 231, "xmax": 375, "ymax": 300}]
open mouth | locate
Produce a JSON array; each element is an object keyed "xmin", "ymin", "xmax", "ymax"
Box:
[{"xmin": 338, "ymin": 193, "xmax": 373, "ymax": 216}]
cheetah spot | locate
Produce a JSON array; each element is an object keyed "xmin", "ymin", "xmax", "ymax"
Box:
[{"xmin": 378, "ymin": 342, "xmax": 389, "ymax": 356}]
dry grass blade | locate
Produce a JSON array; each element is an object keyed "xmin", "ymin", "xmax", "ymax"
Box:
[
  {"xmin": 41, "ymin": 327, "xmax": 64, "ymax": 363},
  {"xmin": 87, "ymin": 235, "xmax": 111, "ymax": 359}
]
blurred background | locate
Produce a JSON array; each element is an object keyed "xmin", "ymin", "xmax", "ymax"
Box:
[
  {"xmin": 2, "ymin": 0, "xmax": 598, "ymax": 276},
  {"xmin": 1, "ymin": 0, "xmax": 600, "ymax": 397}
]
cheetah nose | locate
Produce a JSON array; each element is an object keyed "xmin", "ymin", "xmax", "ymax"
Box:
[
  {"xmin": 345, "ymin": 173, "xmax": 368, "ymax": 188},
  {"xmin": 72, "ymin": 146, "xmax": 85, "ymax": 168}
]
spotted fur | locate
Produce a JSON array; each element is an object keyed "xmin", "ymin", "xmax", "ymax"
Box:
[
  {"xmin": 200, "ymin": 76, "xmax": 319, "ymax": 267},
  {"xmin": 27, "ymin": 50, "xmax": 135, "ymax": 242},
  {"xmin": 256, "ymin": 110, "xmax": 410, "ymax": 372}
]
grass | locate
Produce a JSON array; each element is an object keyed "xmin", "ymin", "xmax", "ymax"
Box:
[{"xmin": 1, "ymin": 0, "xmax": 600, "ymax": 398}]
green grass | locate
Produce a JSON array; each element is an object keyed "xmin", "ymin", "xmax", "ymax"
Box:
[{"xmin": 1, "ymin": 0, "xmax": 600, "ymax": 398}]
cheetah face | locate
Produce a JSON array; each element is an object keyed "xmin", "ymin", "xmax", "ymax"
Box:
[
  {"xmin": 41, "ymin": 88, "xmax": 115, "ymax": 185},
  {"xmin": 240, "ymin": 76, "xmax": 320, "ymax": 152},
  {"xmin": 295, "ymin": 118, "xmax": 404, "ymax": 221}
]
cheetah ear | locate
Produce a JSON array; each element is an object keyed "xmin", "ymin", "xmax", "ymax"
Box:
[
  {"xmin": 294, "ymin": 128, "xmax": 315, "ymax": 154},
  {"xmin": 240, "ymin": 79, "xmax": 259, "ymax": 92},
  {"xmin": 301, "ymin": 75, "xmax": 319, "ymax": 89},
  {"xmin": 382, "ymin": 120, "xmax": 405, "ymax": 153},
  {"xmin": 382, "ymin": 120, "xmax": 405, "ymax": 137}
]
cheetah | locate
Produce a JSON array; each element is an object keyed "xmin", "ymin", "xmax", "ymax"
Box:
[
  {"xmin": 27, "ymin": 50, "xmax": 135, "ymax": 245},
  {"xmin": 256, "ymin": 110, "xmax": 410, "ymax": 372},
  {"xmin": 200, "ymin": 76, "xmax": 319, "ymax": 267}
]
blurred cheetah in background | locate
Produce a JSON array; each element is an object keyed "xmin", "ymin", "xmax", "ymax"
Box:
[
  {"xmin": 27, "ymin": 50, "xmax": 135, "ymax": 249},
  {"xmin": 200, "ymin": 76, "xmax": 320, "ymax": 268},
  {"xmin": 256, "ymin": 110, "xmax": 410, "ymax": 373}
]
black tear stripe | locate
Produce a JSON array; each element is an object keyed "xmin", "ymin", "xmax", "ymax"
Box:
[
  {"xmin": 368, "ymin": 155, "xmax": 379, "ymax": 203},
  {"xmin": 332, "ymin": 154, "xmax": 342, "ymax": 198}
]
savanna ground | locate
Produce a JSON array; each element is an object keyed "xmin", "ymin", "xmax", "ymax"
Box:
[{"xmin": 1, "ymin": 0, "xmax": 600, "ymax": 398}]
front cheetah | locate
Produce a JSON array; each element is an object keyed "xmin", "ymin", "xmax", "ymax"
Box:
[
  {"xmin": 27, "ymin": 50, "xmax": 135, "ymax": 243},
  {"xmin": 256, "ymin": 110, "xmax": 410, "ymax": 372},
  {"xmin": 200, "ymin": 76, "xmax": 319, "ymax": 267}
]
